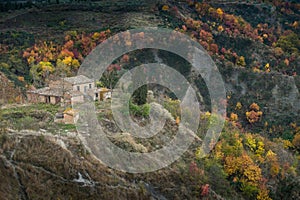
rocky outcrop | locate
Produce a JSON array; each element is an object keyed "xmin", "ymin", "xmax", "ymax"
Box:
[{"xmin": 0, "ymin": 129, "xmax": 150, "ymax": 200}]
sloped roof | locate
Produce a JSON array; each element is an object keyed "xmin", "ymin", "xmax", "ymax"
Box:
[
  {"xmin": 63, "ymin": 108, "xmax": 77, "ymax": 115},
  {"xmin": 64, "ymin": 75, "xmax": 94, "ymax": 85},
  {"xmin": 27, "ymin": 87, "xmax": 87, "ymax": 97},
  {"xmin": 27, "ymin": 87, "xmax": 63, "ymax": 97},
  {"xmin": 69, "ymin": 90, "xmax": 83, "ymax": 97}
]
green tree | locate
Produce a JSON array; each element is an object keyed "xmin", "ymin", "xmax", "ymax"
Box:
[
  {"xmin": 30, "ymin": 64, "xmax": 43, "ymax": 87},
  {"xmin": 132, "ymin": 85, "xmax": 148, "ymax": 105},
  {"xmin": 30, "ymin": 61, "xmax": 54, "ymax": 87},
  {"xmin": 276, "ymin": 31, "xmax": 300, "ymax": 54},
  {"xmin": 100, "ymin": 64, "xmax": 123, "ymax": 90}
]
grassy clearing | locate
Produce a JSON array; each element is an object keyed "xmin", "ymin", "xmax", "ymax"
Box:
[
  {"xmin": 1, "ymin": 103, "xmax": 60, "ymax": 115},
  {"xmin": 1, "ymin": 103, "xmax": 61, "ymax": 131}
]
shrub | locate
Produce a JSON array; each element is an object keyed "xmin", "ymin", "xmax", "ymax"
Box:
[
  {"xmin": 14, "ymin": 116, "xmax": 38, "ymax": 130},
  {"xmin": 237, "ymin": 56, "xmax": 246, "ymax": 67},
  {"xmin": 132, "ymin": 85, "xmax": 148, "ymax": 105},
  {"xmin": 246, "ymin": 103, "xmax": 263, "ymax": 124},
  {"xmin": 230, "ymin": 113, "xmax": 238, "ymax": 121},
  {"xmin": 240, "ymin": 183, "xmax": 259, "ymax": 199},
  {"xmin": 276, "ymin": 31, "xmax": 300, "ymax": 54},
  {"xmin": 292, "ymin": 133, "xmax": 300, "ymax": 150},
  {"xmin": 129, "ymin": 101, "xmax": 150, "ymax": 118},
  {"xmin": 163, "ymin": 98, "xmax": 181, "ymax": 119}
]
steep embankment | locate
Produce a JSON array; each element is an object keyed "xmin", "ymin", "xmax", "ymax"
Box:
[{"xmin": 0, "ymin": 129, "xmax": 150, "ymax": 199}]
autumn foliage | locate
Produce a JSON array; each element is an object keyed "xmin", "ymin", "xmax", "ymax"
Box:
[
  {"xmin": 22, "ymin": 30, "xmax": 110, "ymax": 85},
  {"xmin": 246, "ymin": 103, "xmax": 263, "ymax": 124}
]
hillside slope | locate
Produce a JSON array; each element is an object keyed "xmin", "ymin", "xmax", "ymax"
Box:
[{"xmin": 0, "ymin": 0, "xmax": 300, "ymax": 199}]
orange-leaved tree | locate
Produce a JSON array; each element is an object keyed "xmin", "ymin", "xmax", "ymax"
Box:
[{"xmin": 246, "ymin": 103, "xmax": 263, "ymax": 124}]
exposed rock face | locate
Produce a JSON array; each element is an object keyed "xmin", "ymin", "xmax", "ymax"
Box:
[
  {"xmin": 0, "ymin": 118, "xmax": 208, "ymax": 200},
  {"xmin": 0, "ymin": 130, "xmax": 150, "ymax": 200},
  {"xmin": 0, "ymin": 123, "xmax": 205, "ymax": 200}
]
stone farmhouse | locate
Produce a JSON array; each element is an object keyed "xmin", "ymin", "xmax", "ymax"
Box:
[{"xmin": 27, "ymin": 75, "xmax": 110, "ymax": 105}]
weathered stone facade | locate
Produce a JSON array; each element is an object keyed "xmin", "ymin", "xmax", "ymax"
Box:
[{"xmin": 27, "ymin": 75, "xmax": 96, "ymax": 105}]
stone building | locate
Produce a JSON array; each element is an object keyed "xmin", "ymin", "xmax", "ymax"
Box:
[
  {"xmin": 63, "ymin": 108, "xmax": 78, "ymax": 124},
  {"xmin": 27, "ymin": 75, "xmax": 102, "ymax": 105}
]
